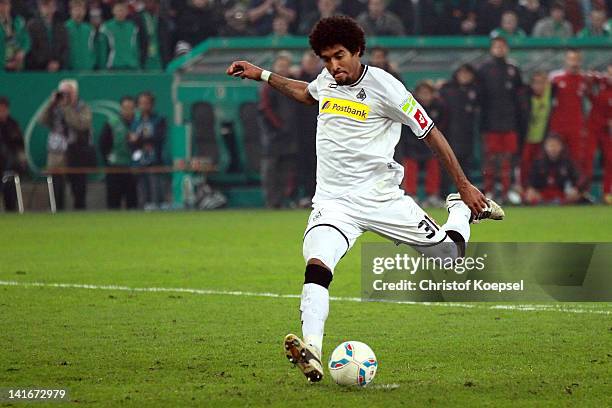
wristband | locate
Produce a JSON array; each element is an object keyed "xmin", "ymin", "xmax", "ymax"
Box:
[{"xmin": 261, "ymin": 70, "xmax": 272, "ymax": 82}]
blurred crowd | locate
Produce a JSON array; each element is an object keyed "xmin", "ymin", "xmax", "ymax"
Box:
[
  {"xmin": 1, "ymin": 0, "xmax": 612, "ymax": 72},
  {"xmin": 0, "ymin": 80, "xmax": 169, "ymax": 211},
  {"xmin": 258, "ymin": 39, "xmax": 611, "ymax": 209},
  {"xmin": 0, "ymin": 0, "xmax": 611, "ymax": 211},
  {"xmin": 0, "ymin": 39, "xmax": 610, "ymax": 211}
]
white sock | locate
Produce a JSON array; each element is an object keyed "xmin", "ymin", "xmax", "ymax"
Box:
[
  {"xmin": 300, "ymin": 283, "xmax": 329, "ymax": 355},
  {"xmin": 442, "ymin": 200, "xmax": 471, "ymax": 243}
]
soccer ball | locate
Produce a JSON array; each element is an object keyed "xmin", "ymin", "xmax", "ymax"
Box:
[{"xmin": 328, "ymin": 341, "xmax": 378, "ymax": 386}]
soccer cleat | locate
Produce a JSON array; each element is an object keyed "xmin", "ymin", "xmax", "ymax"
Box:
[
  {"xmin": 446, "ymin": 193, "xmax": 505, "ymax": 223},
  {"xmin": 283, "ymin": 334, "xmax": 324, "ymax": 383}
]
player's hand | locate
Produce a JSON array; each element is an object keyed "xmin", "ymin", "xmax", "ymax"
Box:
[
  {"xmin": 459, "ymin": 183, "xmax": 488, "ymax": 217},
  {"xmin": 226, "ymin": 61, "xmax": 264, "ymax": 81}
]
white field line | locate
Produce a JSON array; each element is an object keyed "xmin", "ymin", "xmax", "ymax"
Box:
[
  {"xmin": 371, "ymin": 383, "xmax": 401, "ymax": 390},
  {"xmin": 0, "ymin": 280, "xmax": 610, "ymax": 315}
]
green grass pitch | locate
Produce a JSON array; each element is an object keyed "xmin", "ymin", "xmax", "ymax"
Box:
[{"xmin": 0, "ymin": 207, "xmax": 611, "ymax": 407}]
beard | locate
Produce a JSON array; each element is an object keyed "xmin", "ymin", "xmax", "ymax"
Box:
[{"xmin": 332, "ymin": 72, "xmax": 351, "ymax": 85}]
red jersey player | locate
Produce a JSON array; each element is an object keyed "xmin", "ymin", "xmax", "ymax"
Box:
[
  {"xmin": 586, "ymin": 64, "xmax": 611, "ymax": 203},
  {"xmin": 548, "ymin": 49, "xmax": 595, "ymax": 180}
]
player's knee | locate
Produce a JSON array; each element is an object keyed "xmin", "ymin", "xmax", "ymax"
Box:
[
  {"xmin": 302, "ymin": 225, "xmax": 348, "ymax": 272},
  {"xmin": 304, "ymin": 262, "xmax": 333, "ymax": 289},
  {"xmin": 307, "ymin": 258, "xmax": 328, "ymax": 268}
]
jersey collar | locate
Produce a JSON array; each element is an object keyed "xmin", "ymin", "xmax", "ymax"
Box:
[{"xmin": 348, "ymin": 64, "xmax": 368, "ymax": 88}]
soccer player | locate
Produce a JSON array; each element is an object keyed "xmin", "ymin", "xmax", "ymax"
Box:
[
  {"xmin": 548, "ymin": 50, "xmax": 594, "ymax": 181},
  {"xmin": 587, "ymin": 64, "xmax": 611, "ymax": 203},
  {"xmin": 477, "ymin": 36, "xmax": 524, "ymax": 200},
  {"xmin": 226, "ymin": 16, "xmax": 504, "ymax": 382}
]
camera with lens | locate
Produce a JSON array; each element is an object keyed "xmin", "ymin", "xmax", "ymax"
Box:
[{"xmin": 54, "ymin": 91, "xmax": 67, "ymax": 102}]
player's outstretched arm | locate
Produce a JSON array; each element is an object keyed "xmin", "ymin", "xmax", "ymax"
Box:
[
  {"xmin": 424, "ymin": 126, "xmax": 488, "ymax": 216},
  {"xmin": 226, "ymin": 61, "xmax": 317, "ymax": 105}
]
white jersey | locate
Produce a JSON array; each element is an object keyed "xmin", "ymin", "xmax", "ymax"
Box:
[{"xmin": 307, "ymin": 65, "xmax": 434, "ymax": 203}]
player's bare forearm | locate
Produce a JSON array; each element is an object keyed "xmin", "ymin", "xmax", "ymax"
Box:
[
  {"xmin": 267, "ymin": 74, "xmax": 316, "ymax": 105},
  {"xmin": 226, "ymin": 60, "xmax": 316, "ymax": 105},
  {"xmin": 424, "ymin": 126, "xmax": 488, "ymax": 214},
  {"xmin": 424, "ymin": 127, "xmax": 469, "ymax": 189}
]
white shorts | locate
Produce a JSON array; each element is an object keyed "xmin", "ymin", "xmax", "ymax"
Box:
[{"xmin": 302, "ymin": 191, "xmax": 450, "ymax": 272}]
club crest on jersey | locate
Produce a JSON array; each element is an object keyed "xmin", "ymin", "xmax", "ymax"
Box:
[
  {"xmin": 320, "ymin": 97, "xmax": 370, "ymax": 122},
  {"xmin": 356, "ymin": 88, "xmax": 367, "ymax": 101},
  {"xmin": 414, "ymin": 108, "xmax": 429, "ymax": 130}
]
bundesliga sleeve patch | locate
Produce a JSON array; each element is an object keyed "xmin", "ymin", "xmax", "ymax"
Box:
[
  {"xmin": 320, "ymin": 97, "xmax": 370, "ymax": 122},
  {"xmin": 401, "ymin": 95, "xmax": 417, "ymax": 115}
]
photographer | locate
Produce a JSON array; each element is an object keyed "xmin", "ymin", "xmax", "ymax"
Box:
[{"xmin": 39, "ymin": 79, "xmax": 92, "ymax": 210}]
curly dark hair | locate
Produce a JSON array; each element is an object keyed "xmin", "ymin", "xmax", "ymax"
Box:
[{"xmin": 309, "ymin": 16, "xmax": 366, "ymax": 57}]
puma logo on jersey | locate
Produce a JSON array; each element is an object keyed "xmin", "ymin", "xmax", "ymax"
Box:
[{"xmin": 321, "ymin": 97, "xmax": 370, "ymax": 121}]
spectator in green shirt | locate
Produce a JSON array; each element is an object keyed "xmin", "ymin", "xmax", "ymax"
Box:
[
  {"xmin": 98, "ymin": 0, "xmax": 141, "ymax": 70},
  {"xmin": 65, "ymin": 0, "xmax": 95, "ymax": 70},
  {"xmin": 491, "ymin": 10, "xmax": 527, "ymax": 39},
  {"xmin": 0, "ymin": 0, "xmax": 30, "ymax": 71},
  {"xmin": 577, "ymin": 9, "xmax": 610, "ymax": 37},
  {"xmin": 99, "ymin": 95, "xmax": 139, "ymax": 209}
]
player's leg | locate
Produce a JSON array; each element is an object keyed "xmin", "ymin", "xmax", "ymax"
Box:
[
  {"xmin": 402, "ymin": 157, "xmax": 419, "ymax": 196},
  {"xmin": 581, "ymin": 128, "xmax": 598, "ymax": 191},
  {"xmin": 285, "ymin": 206, "xmax": 362, "ymax": 382},
  {"xmin": 363, "ymin": 193, "xmax": 503, "ymax": 260},
  {"xmin": 482, "ymin": 132, "xmax": 501, "ymax": 196},
  {"xmin": 520, "ymin": 142, "xmax": 541, "ymax": 188},
  {"xmin": 300, "ymin": 238, "xmax": 340, "ymax": 356},
  {"xmin": 423, "ymin": 192, "xmax": 504, "ymax": 258},
  {"xmin": 424, "ymin": 157, "xmax": 441, "ymax": 205},
  {"xmin": 499, "ymin": 131, "xmax": 519, "ymax": 199},
  {"xmin": 601, "ymin": 131, "xmax": 611, "ymax": 203},
  {"xmin": 559, "ymin": 129, "xmax": 582, "ymax": 167},
  {"xmin": 359, "ymin": 194, "xmax": 460, "ymax": 258},
  {"xmin": 434, "ymin": 194, "xmax": 473, "ymax": 258},
  {"xmin": 285, "ymin": 228, "xmax": 346, "ymax": 382}
]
